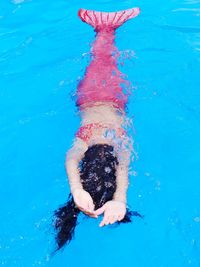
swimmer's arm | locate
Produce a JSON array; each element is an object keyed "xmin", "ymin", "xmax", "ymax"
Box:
[
  {"xmin": 112, "ymin": 151, "xmax": 130, "ymax": 204},
  {"xmin": 66, "ymin": 138, "xmax": 96, "ymax": 216},
  {"xmin": 65, "ymin": 138, "xmax": 88, "ymax": 194}
]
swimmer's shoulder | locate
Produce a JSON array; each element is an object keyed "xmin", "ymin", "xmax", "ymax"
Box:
[{"xmin": 66, "ymin": 137, "xmax": 88, "ymax": 162}]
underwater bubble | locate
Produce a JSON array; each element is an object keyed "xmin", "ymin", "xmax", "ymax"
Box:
[{"xmin": 105, "ymin": 166, "xmax": 111, "ymax": 173}]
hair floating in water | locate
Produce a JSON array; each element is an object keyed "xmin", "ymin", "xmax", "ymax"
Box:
[
  {"xmin": 53, "ymin": 194, "xmax": 80, "ymax": 252},
  {"xmin": 53, "ymin": 144, "xmax": 143, "ymax": 252}
]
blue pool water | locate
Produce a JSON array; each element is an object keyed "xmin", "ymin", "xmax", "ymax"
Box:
[{"xmin": 0, "ymin": 0, "xmax": 200, "ymax": 266}]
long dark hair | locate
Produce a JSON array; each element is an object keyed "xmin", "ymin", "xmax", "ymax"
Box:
[{"xmin": 53, "ymin": 144, "xmax": 142, "ymax": 252}]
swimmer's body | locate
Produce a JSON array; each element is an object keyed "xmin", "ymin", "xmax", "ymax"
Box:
[
  {"xmin": 53, "ymin": 7, "xmax": 141, "ymax": 251},
  {"xmin": 66, "ymin": 102, "xmax": 130, "ymax": 226}
]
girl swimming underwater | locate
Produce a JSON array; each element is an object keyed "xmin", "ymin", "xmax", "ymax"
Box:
[{"xmin": 53, "ymin": 7, "xmax": 142, "ymax": 251}]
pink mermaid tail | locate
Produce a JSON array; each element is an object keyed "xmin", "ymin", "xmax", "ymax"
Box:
[
  {"xmin": 76, "ymin": 8, "xmax": 140, "ymax": 109},
  {"xmin": 78, "ymin": 8, "xmax": 140, "ymax": 31}
]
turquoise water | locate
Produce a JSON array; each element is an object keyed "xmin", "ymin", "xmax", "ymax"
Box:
[{"xmin": 0, "ymin": 0, "xmax": 200, "ymax": 266}]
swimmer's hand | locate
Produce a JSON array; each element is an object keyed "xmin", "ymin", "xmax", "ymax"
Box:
[
  {"xmin": 94, "ymin": 200, "xmax": 126, "ymax": 227},
  {"xmin": 72, "ymin": 188, "xmax": 97, "ymax": 218}
]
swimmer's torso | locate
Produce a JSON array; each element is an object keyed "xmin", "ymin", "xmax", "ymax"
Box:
[{"xmin": 77, "ymin": 102, "xmax": 130, "ymax": 151}]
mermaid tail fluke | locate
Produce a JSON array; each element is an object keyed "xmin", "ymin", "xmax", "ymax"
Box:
[{"xmin": 78, "ymin": 7, "xmax": 140, "ymax": 31}]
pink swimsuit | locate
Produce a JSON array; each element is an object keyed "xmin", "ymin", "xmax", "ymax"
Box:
[{"xmin": 76, "ymin": 123, "xmax": 126, "ymax": 143}]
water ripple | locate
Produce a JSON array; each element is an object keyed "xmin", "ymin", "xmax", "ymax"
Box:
[{"xmin": 158, "ymin": 24, "xmax": 200, "ymax": 33}]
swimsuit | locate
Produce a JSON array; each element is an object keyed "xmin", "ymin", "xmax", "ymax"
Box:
[{"xmin": 76, "ymin": 122, "xmax": 126, "ymax": 143}]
